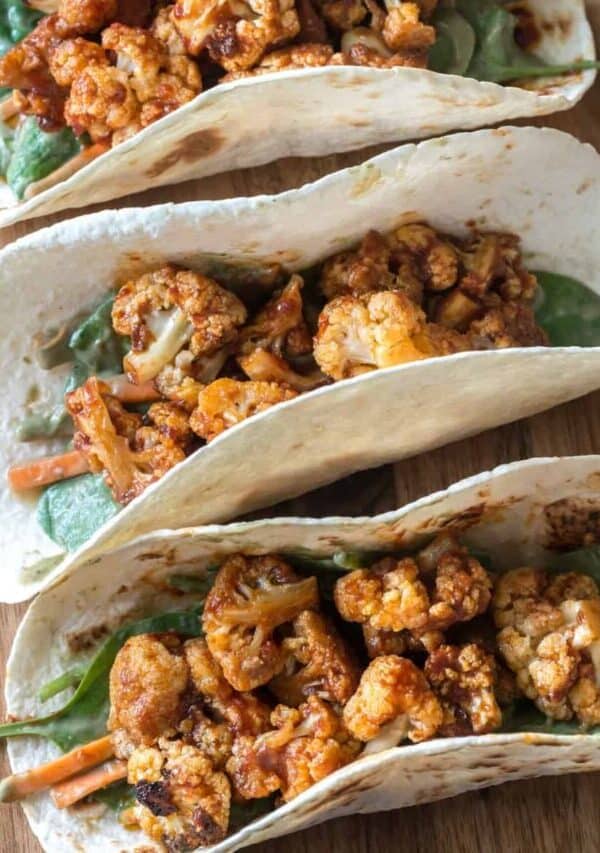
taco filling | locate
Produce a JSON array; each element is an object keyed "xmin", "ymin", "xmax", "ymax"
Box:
[
  {"xmin": 0, "ymin": 0, "xmax": 597, "ymax": 200},
  {"xmin": 7, "ymin": 222, "xmax": 600, "ymax": 552},
  {"xmin": 2, "ymin": 536, "xmax": 600, "ymax": 849}
]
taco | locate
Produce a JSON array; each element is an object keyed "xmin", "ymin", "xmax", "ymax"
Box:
[
  {"xmin": 0, "ymin": 0, "xmax": 597, "ymax": 227},
  {"xmin": 2, "ymin": 454, "xmax": 600, "ymax": 852},
  {"xmin": 2, "ymin": 124, "xmax": 600, "ymax": 604}
]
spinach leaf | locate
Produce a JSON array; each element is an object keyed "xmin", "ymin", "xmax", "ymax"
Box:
[
  {"xmin": 0, "ymin": 120, "xmax": 13, "ymax": 174},
  {"xmin": 229, "ymin": 797, "xmax": 275, "ymax": 831},
  {"xmin": 37, "ymin": 474, "xmax": 120, "ymax": 552},
  {"xmin": 90, "ymin": 780, "xmax": 135, "ymax": 811},
  {"xmin": 6, "ymin": 117, "xmax": 80, "ymax": 199},
  {"xmin": 534, "ymin": 271, "xmax": 600, "ymax": 348},
  {"xmin": 17, "ymin": 406, "xmax": 72, "ymax": 441},
  {"xmin": 0, "ymin": 607, "xmax": 202, "ymax": 751},
  {"xmin": 501, "ymin": 700, "xmax": 599, "ymax": 735},
  {"xmin": 547, "ymin": 545, "xmax": 600, "ymax": 583},
  {"xmin": 66, "ymin": 296, "xmax": 129, "ymax": 388},
  {"xmin": 428, "ymin": 6, "xmax": 475, "ymax": 76},
  {"xmin": 0, "ymin": 0, "xmax": 42, "ymax": 57},
  {"xmin": 168, "ymin": 570, "xmax": 218, "ymax": 594},
  {"xmin": 39, "ymin": 665, "xmax": 87, "ymax": 703},
  {"xmin": 432, "ymin": 0, "xmax": 600, "ymax": 83}
]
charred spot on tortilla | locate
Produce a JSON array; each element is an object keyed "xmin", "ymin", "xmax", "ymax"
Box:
[
  {"xmin": 146, "ymin": 129, "xmax": 225, "ymax": 179},
  {"xmin": 544, "ymin": 498, "xmax": 600, "ymax": 551}
]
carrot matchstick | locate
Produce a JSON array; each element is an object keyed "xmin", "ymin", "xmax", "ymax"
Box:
[
  {"xmin": 0, "ymin": 735, "xmax": 114, "ymax": 802},
  {"xmin": 51, "ymin": 760, "xmax": 127, "ymax": 809},
  {"xmin": 7, "ymin": 449, "xmax": 89, "ymax": 491}
]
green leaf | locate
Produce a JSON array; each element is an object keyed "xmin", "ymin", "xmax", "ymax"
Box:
[
  {"xmin": 0, "ymin": 119, "xmax": 13, "ymax": 175},
  {"xmin": 534, "ymin": 271, "xmax": 600, "ymax": 348},
  {"xmin": 6, "ymin": 117, "xmax": 80, "ymax": 199},
  {"xmin": 0, "ymin": 607, "xmax": 202, "ymax": 751},
  {"xmin": 501, "ymin": 700, "xmax": 600, "ymax": 735},
  {"xmin": 37, "ymin": 474, "xmax": 121, "ymax": 552},
  {"xmin": 546, "ymin": 545, "xmax": 600, "ymax": 583},
  {"xmin": 429, "ymin": 7, "xmax": 476, "ymax": 76},
  {"xmin": 168, "ymin": 570, "xmax": 218, "ymax": 593},
  {"xmin": 229, "ymin": 797, "xmax": 275, "ymax": 831},
  {"xmin": 450, "ymin": 0, "xmax": 600, "ymax": 83},
  {"xmin": 0, "ymin": 0, "xmax": 42, "ymax": 57},
  {"xmin": 90, "ymin": 780, "xmax": 135, "ymax": 812},
  {"xmin": 39, "ymin": 666, "xmax": 86, "ymax": 703},
  {"xmin": 67, "ymin": 296, "xmax": 129, "ymax": 385},
  {"xmin": 17, "ymin": 406, "xmax": 72, "ymax": 441}
]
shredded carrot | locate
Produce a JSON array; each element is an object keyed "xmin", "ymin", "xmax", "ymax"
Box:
[
  {"xmin": 7, "ymin": 449, "xmax": 89, "ymax": 491},
  {"xmin": 51, "ymin": 760, "xmax": 127, "ymax": 809},
  {"xmin": 106, "ymin": 375, "xmax": 161, "ymax": 404},
  {"xmin": 0, "ymin": 736, "xmax": 114, "ymax": 803}
]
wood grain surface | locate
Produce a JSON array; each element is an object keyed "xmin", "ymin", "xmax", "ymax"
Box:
[{"xmin": 1, "ymin": 4, "xmax": 600, "ymax": 849}]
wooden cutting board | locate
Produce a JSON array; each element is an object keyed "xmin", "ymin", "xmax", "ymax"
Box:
[{"xmin": 2, "ymin": 4, "xmax": 600, "ymax": 849}]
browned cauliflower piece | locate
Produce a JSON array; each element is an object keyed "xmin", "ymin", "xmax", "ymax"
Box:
[
  {"xmin": 316, "ymin": 0, "xmax": 366, "ymax": 30},
  {"xmin": 458, "ymin": 231, "xmax": 538, "ymax": 304},
  {"xmin": 337, "ymin": 26, "xmax": 428, "ymax": 67},
  {"xmin": 170, "ymin": 0, "xmax": 299, "ymax": 69},
  {"xmin": 236, "ymin": 275, "xmax": 325, "ymax": 392},
  {"xmin": 313, "ymin": 290, "xmax": 466, "ymax": 380},
  {"xmin": 64, "ymin": 62, "xmax": 140, "ymax": 141},
  {"xmin": 202, "ymin": 554, "xmax": 319, "ymax": 691},
  {"xmin": 112, "ymin": 266, "xmax": 246, "ymax": 387},
  {"xmin": 493, "ymin": 568, "xmax": 600, "ymax": 723},
  {"xmin": 334, "ymin": 535, "xmax": 492, "ymax": 644},
  {"xmin": 424, "ymin": 643, "xmax": 502, "ymax": 736},
  {"xmin": 64, "ymin": 25, "xmax": 201, "ymax": 143},
  {"xmin": 57, "ymin": 0, "xmax": 117, "ymax": 32},
  {"xmin": 227, "ymin": 695, "xmax": 359, "ymax": 801},
  {"xmin": 381, "ymin": 1, "xmax": 435, "ymax": 54},
  {"xmin": 362, "ymin": 624, "xmax": 442, "ymax": 657},
  {"xmin": 67, "ymin": 376, "xmax": 188, "ymax": 503},
  {"xmin": 48, "ymin": 38, "xmax": 109, "ymax": 87},
  {"xmin": 108, "ymin": 634, "xmax": 190, "ymax": 753},
  {"xmin": 221, "ymin": 42, "xmax": 333, "ymax": 79},
  {"xmin": 468, "ymin": 302, "xmax": 549, "ymax": 349},
  {"xmin": 319, "ymin": 230, "xmax": 413, "ymax": 301},
  {"xmin": 189, "ymin": 377, "xmax": 297, "ymax": 441},
  {"xmin": 183, "ymin": 637, "xmax": 271, "ymax": 736},
  {"xmin": 390, "ymin": 223, "xmax": 459, "ymax": 292},
  {"xmin": 343, "ymin": 655, "xmax": 442, "ymax": 745},
  {"xmin": 128, "ymin": 738, "xmax": 231, "ymax": 848},
  {"xmin": 269, "ymin": 610, "xmax": 361, "ymax": 706}
]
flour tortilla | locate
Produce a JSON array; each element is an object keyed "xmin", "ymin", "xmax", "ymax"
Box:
[
  {"xmin": 0, "ymin": 0, "xmax": 596, "ymax": 226},
  {"xmin": 6, "ymin": 454, "xmax": 600, "ymax": 852},
  {"xmin": 1, "ymin": 124, "xmax": 600, "ymax": 603}
]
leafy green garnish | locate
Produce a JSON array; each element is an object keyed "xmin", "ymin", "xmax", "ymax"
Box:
[
  {"xmin": 431, "ymin": 0, "xmax": 600, "ymax": 83},
  {"xmin": 168, "ymin": 570, "xmax": 218, "ymax": 593},
  {"xmin": 6, "ymin": 117, "xmax": 80, "ymax": 199},
  {"xmin": 428, "ymin": 7, "xmax": 475, "ymax": 76},
  {"xmin": 547, "ymin": 545, "xmax": 600, "ymax": 583},
  {"xmin": 39, "ymin": 665, "xmax": 87, "ymax": 703},
  {"xmin": 501, "ymin": 700, "xmax": 599, "ymax": 735},
  {"xmin": 37, "ymin": 474, "xmax": 120, "ymax": 552},
  {"xmin": 0, "ymin": 120, "xmax": 13, "ymax": 174},
  {"xmin": 0, "ymin": 0, "xmax": 42, "ymax": 57},
  {"xmin": 90, "ymin": 780, "xmax": 135, "ymax": 812},
  {"xmin": 17, "ymin": 406, "xmax": 72, "ymax": 441},
  {"xmin": 229, "ymin": 797, "xmax": 275, "ymax": 831},
  {"xmin": 64, "ymin": 296, "xmax": 130, "ymax": 393},
  {"xmin": 0, "ymin": 607, "xmax": 202, "ymax": 751},
  {"xmin": 534, "ymin": 271, "xmax": 600, "ymax": 348}
]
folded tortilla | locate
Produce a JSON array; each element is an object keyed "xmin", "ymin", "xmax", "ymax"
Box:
[
  {"xmin": 6, "ymin": 453, "xmax": 600, "ymax": 852},
  {"xmin": 1, "ymin": 124, "xmax": 600, "ymax": 604},
  {"xmin": 0, "ymin": 0, "xmax": 596, "ymax": 227}
]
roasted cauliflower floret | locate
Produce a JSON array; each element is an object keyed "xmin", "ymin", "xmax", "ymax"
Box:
[
  {"xmin": 313, "ymin": 290, "xmax": 466, "ymax": 380},
  {"xmin": 334, "ymin": 536, "xmax": 492, "ymax": 645},
  {"xmin": 67, "ymin": 376, "xmax": 188, "ymax": 503},
  {"xmin": 269, "ymin": 610, "xmax": 360, "ymax": 706},
  {"xmin": 319, "ymin": 229, "xmax": 422, "ymax": 303},
  {"xmin": 57, "ymin": 0, "xmax": 117, "ymax": 33},
  {"xmin": 48, "ymin": 38, "xmax": 109, "ymax": 87},
  {"xmin": 112, "ymin": 266, "xmax": 246, "ymax": 386},
  {"xmin": 108, "ymin": 634, "xmax": 190, "ymax": 753},
  {"xmin": 468, "ymin": 302, "xmax": 549, "ymax": 349},
  {"xmin": 236, "ymin": 275, "xmax": 324, "ymax": 391},
  {"xmin": 189, "ymin": 377, "xmax": 297, "ymax": 441},
  {"xmin": 343, "ymin": 655, "xmax": 442, "ymax": 745},
  {"xmin": 458, "ymin": 231, "xmax": 538, "ymax": 304},
  {"xmin": 65, "ymin": 63, "xmax": 140, "ymax": 141},
  {"xmin": 183, "ymin": 637, "xmax": 271, "ymax": 736},
  {"xmin": 424, "ymin": 643, "xmax": 502, "ymax": 736},
  {"xmin": 227, "ymin": 695, "xmax": 359, "ymax": 801},
  {"xmin": 381, "ymin": 1, "xmax": 435, "ymax": 54},
  {"xmin": 390, "ymin": 223, "xmax": 459, "ymax": 292},
  {"xmin": 202, "ymin": 554, "xmax": 319, "ymax": 691},
  {"xmin": 317, "ymin": 0, "xmax": 366, "ymax": 29},
  {"xmin": 493, "ymin": 568, "xmax": 600, "ymax": 723},
  {"xmin": 362, "ymin": 624, "xmax": 442, "ymax": 657},
  {"xmin": 338, "ymin": 25, "xmax": 428, "ymax": 67},
  {"xmin": 221, "ymin": 42, "xmax": 333, "ymax": 79},
  {"xmin": 129, "ymin": 738, "xmax": 230, "ymax": 848}
]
